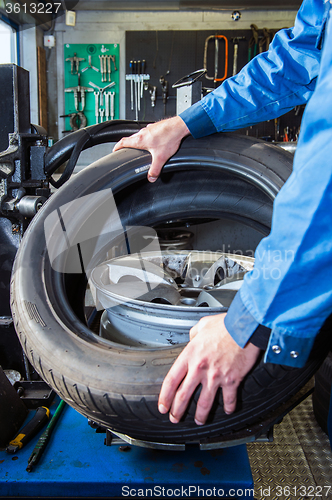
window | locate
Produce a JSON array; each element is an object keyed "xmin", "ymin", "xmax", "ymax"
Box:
[{"xmin": 0, "ymin": 17, "xmax": 18, "ymax": 64}]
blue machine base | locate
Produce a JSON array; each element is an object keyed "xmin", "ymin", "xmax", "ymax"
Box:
[{"xmin": 0, "ymin": 400, "xmax": 254, "ymax": 498}]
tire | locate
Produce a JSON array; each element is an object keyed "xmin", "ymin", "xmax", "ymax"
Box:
[
  {"xmin": 11, "ymin": 133, "xmax": 331, "ymax": 445},
  {"xmin": 313, "ymin": 352, "xmax": 332, "ymax": 434}
]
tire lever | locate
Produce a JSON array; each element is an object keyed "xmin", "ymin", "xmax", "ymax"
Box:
[{"xmin": 6, "ymin": 406, "xmax": 50, "ymax": 454}]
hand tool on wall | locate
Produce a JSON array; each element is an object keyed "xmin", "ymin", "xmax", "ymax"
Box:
[
  {"xmin": 65, "ymin": 73, "xmax": 94, "ymax": 112},
  {"xmin": 140, "ymin": 59, "xmax": 146, "ymax": 98},
  {"xmin": 99, "ymin": 108, "xmax": 105, "ymax": 123},
  {"xmin": 203, "ymin": 34, "xmax": 228, "ymax": 84},
  {"xmin": 66, "ymin": 53, "xmax": 85, "ymax": 74},
  {"xmin": 248, "ymin": 24, "xmax": 259, "ymax": 61},
  {"xmin": 144, "ymin": 83, "xmax": 157, "ymax": 107},
  {"xmin": 129, "ymin": 60, "xmax": 134, "ymax": 110},
  {"xmin": 126, "ymin": 59, "xmax": 150, "ymax": 120},
  {"xmin": 137, "ymin": 60, "xmax": 141, "ymax": 111},
  {"xmin": 133, "ymin": 60, "xmax": 138, "ymax": 120},
  {"xmin": 231, "ymin": 36, "xmax": 246, "ymax": 76},
  {"xmin": 107, "ymin": 55, "xmax": 112, "ymax": 82},
  {"xmin": 99, "ymin": 55, "xmax": 107, "ymax": 82},
  {"xmin": 94, "ymin": 91, "xmax": 99, "ymax": 124},
  {"xmin": 259, "ymin": 28, "xmax": 271, "ymax": 53},
  {"xmin": 160, "ymin": 74, "xmax": 169, "ymax": 116},
  {"xmin": 60, "ymin": 111, "xmax": 87, "ymax": 131},
  {"xmin": 81, "ymin": 55, "xmax": 100, "ymax": 73},
  {"xmin": 6, "ymin": 406, "xmax": 50, "ymax": 454},
  {"xmin": 110, "ymin": 91, "xmax": 115, "ymax": 120},
  {"xmin": 105, "ymin": 91, "xmax": 110, "ymax": 121},
  {"xmin": 26, "ymin": 400, "xmax": 66, "ymax": 472},
  {"xmin": 88, "ymin": 81, "xmax": 115, "ymax": 106}
]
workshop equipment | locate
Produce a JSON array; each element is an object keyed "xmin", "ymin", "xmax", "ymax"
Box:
[
  {"xmin": 0, "ymin": 403, "xmax": 254, "ymax": 496},
  {"xmin": 160, "ymin": 74, "xmax": 169, "ymax": 116},
  {"xmin": 231, "ymin": 36, "xmax": 246, "ymax": 76},
  {"xmin": 110, "ymin": 91, "xmax": 115, "ymax": 120},
  {"xmin": 173, "ymin": 68, "xmax": 206, "ymax": 115},
  {"xmin": 203, "ymin": 34, "xmax": 228, "ymax": 83},
  {"xmin": 99, "ymin": 55, "xmax": 106, "ymax": 82},
  {"xmin": 248, "ymin": 24, "xmax": 259, "ymax": 61},
  {"xmin": 6, "ymin": 406, "xmax": 50, "ymax": 454},
  {"xmin": 66, "ymin": 53, "xmax": 85, "ymax": 74},
  {"xmin": 125, "ymin": 60, "xmax": 150, "ymax": 120},
  {"xmin": 129, "ymin": 60, "xmax": 134, "ymax": 110},
  {"xmin": 107, "ymin": 55, "xmax": 117, "ymax": 81},
  {"xmin": 64, "ymin": 72, "xmax": 94, "ymax": 112},
  {"xmin": 89, "ymin": 81, "xmax": 115, "ymax": 123},
  {"xmin": 81, "ymin": 55, "xmax": 99, "ymax": 73},
  {"xmin": 144, "ymin": 83, "xmax": 157, "ymax": 107},
  {"xmin": 26, "ymin": 399, "xmax": 66, "ymax": 472},
  {"xmin": 0, "ymin": 366, "xmax": 28, "ymax": 447},
  {"xmin": 259, "ymin": 27, "xmax": 271, "ymax": 53}
]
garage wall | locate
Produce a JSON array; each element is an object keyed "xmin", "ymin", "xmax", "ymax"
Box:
[{"xmin": 48, "ymin": 8, "xmax": 297, "ymax": 165}]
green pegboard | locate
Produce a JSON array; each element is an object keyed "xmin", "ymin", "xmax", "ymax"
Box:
[{"xmin": 64, "ymin": 43, "xmax": 120, "ymax": 132}]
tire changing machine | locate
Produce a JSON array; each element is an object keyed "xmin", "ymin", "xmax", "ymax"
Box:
[{"xmin": 0, "ymin": 64, "xmax": 312, "ymax": 499}]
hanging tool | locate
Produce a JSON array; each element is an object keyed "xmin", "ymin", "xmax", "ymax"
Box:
[
  {"xmin": 88, "ymin": 81, "xmax": 115, "ymax": 105},
  {"xmin": 248, "ymin": 24, "xmax": 259, "ymax": 61},
  {"xmin": 126, "ymin": 60, "xmax": 150, "ymax": 120},
  {"xmin": 107, "ymin": 55, "xmax": 112, "ymax": 82},
  {"xmin": 105, "ymin": 92, "xmax": 110, "ymax": 121},
  {"xmin": 259, "ymin": 28, "xmax": 271, "ymax": 53},
  {"xmin": 231, "ymin": 36, "xmax": 246, "ymax": 76},
  {"xmin": 129, "ymin": 60, "xmax": 134, "ymax": 110},
  {"xmin": 64, "ymin": 73, "xmax": 94, "ymax": 112},
  {"xmin": 6, "ymin": 406, "xmax": 50, "ymax": 454},
  {"xmin": 110, "ymin": 91, "xmax": 115, "ymax": 120},
  {"xmin": 99, "ymin": 55, "xmax": 107, "ymax": 82},
  {"xmin": 65, "ymin": 53, "xmax": 85, "ymax": 74},
  {"xmin": 99, "ymin": 108, "xmax": 105, "ymax": 123},
  {"xmin": 203, "ymin": 35, "xmax": 228, "ymax": 83},
  {"xmin": 141, "ymin": 59, "xmax": 146, "ymax": 98},
  {"xmin": 160, "ymin": 74, "xmax": 169, "ymax": 116},
  {"xmin": 94, "ymin": 91, "xmax": 99, "ymax": 124},
  {"xmin": 26, "ymin": 400, "xmax": 66, "ymax": 472},
  {"xmin": 144, "ymin": 83, "xmax": 157, "ymax": 107},
  {"xmin": 81, "ymin": 55, "xmax": 99, "ymax": 73}
]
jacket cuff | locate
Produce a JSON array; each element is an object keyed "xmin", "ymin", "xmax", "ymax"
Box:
[
  {"xmin": 180, "ymin": 101, "xmax": 217, "ymax": 138},
  {"xmin": 224, "ymin": 291, "xmax": 260, "ymax": 348},
  {"xmin": 264, "ymin": 328, "xmax": 315, "ymax": 368}
]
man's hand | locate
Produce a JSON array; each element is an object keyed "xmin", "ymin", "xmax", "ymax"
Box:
[
  {"xmin": 113, "ymin": 116, "xmax": 190, "ymax": 182},
  {"xmin": 158, "ymin": 313, "xmax": 261, "ymax": 425}
]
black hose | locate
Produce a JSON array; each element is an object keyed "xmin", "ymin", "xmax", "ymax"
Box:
[{"xmin": 45, "ymin": 120, "xmax": 150, "ymax": 188}]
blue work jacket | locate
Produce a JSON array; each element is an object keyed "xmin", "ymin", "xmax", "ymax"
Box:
[{"xmin": 180, "ymin": 0, "xmax": 332, "ymax": 368}]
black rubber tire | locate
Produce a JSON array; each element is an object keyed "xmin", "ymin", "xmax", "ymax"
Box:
[
  {"xmin": 11, "ymin": 133, "xmax": 331, "ymax": 445},
  {"xmin": 313, "ymin": 352, "xmax": 332, "ymax": 434}
]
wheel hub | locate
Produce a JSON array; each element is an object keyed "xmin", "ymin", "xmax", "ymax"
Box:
[{"xmin": 89, "ymin": 251, "xmax": 254, "ymax": 347}]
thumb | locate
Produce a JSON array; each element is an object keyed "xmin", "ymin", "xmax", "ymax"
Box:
[{"xmin": 147, "ymin": 152, "xmax": 168, "ymax": 183}]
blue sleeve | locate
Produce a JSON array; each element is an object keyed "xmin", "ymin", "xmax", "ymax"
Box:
[
  {"xmin": 225, "ymin": 3, "xmax": 332, "ymax": 368},
  {"xmin": 181, "ymin": 0, "xmax": 325, "ymax": 138}
]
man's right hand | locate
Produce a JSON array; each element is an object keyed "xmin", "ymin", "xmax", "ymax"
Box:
[{"xmin": 113, "ymin": 116, "xmax": 190, "ymax": 183}]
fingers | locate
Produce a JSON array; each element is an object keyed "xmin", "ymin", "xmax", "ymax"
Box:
[
  {"xmin": 220, "ymin": 379, "xmax": 238, "ymax": 415},
  {"xmin": 194, "ymin": 384, "xmax": 220, "ymax": 425},
  {"xmin": 168, "ymin": 368, "xmax": 204, "ymax": 424},
  {"xmin": 158, "ymin": 354, "xmax": 189, "ymax": 415}
]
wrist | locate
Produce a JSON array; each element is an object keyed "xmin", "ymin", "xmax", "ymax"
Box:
[{"xmin": 170, "ymin": 115, "xmax": 190, "ymax": 139}]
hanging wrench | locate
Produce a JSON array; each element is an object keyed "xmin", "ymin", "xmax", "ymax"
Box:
[
  {"xmin": 94, "ymin": 91, "xmax": 99, "ymax": 124},
  {"xmin": 110, "ymin": 91, "xmax": 115, "ymax": 120},
  {"xmin": 105, "ymin": 92, "xmax": 110, "ymax": 121}
]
